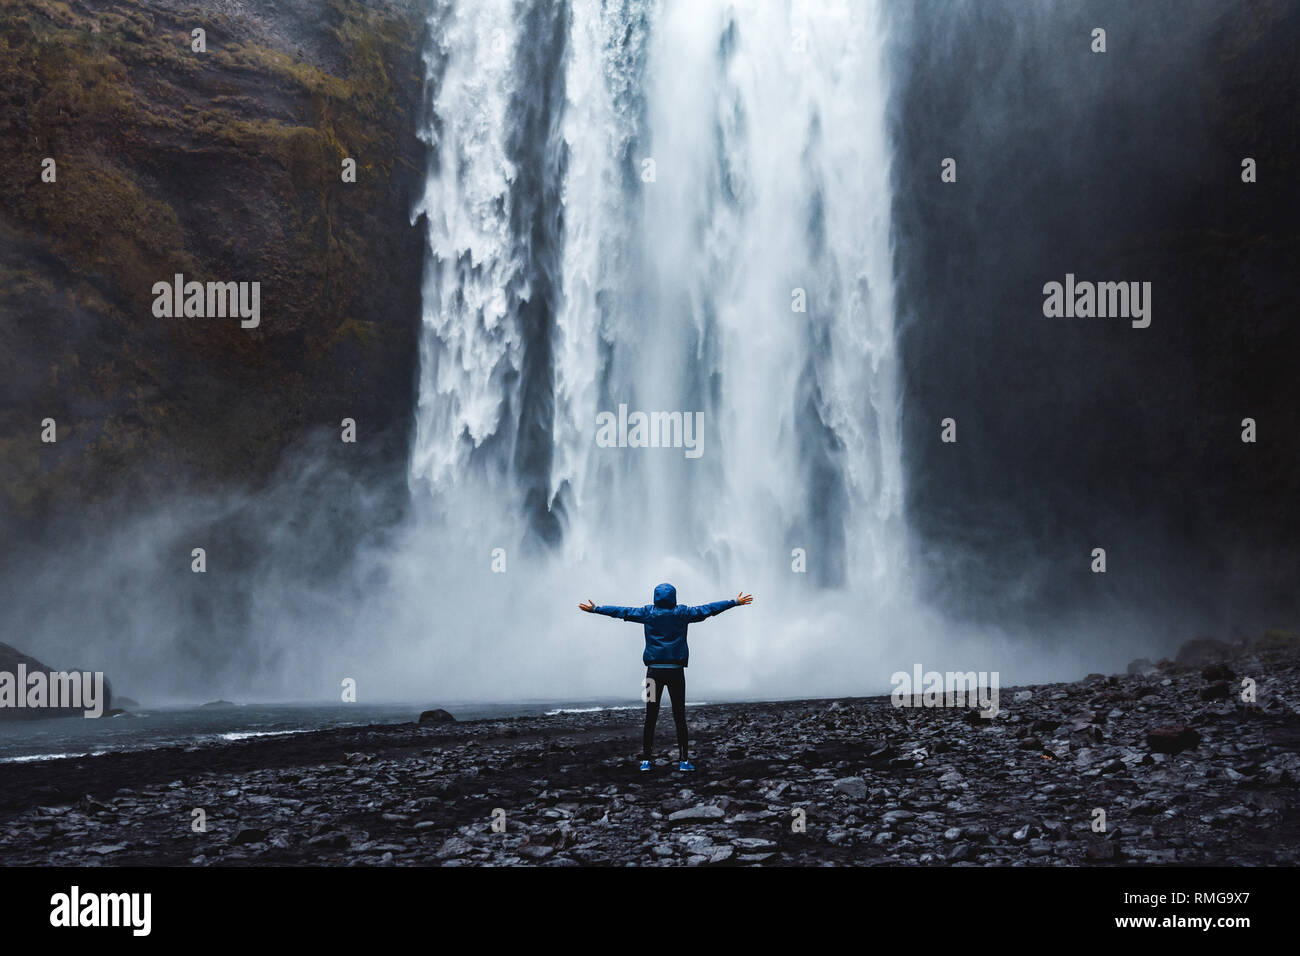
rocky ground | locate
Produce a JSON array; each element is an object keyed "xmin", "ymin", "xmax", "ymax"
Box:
[{"xmin": 1, "ymin": 638, "xmax": 1298, "ymax": 867}]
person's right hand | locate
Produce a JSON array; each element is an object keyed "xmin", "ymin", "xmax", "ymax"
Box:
[
  {"xmin": 736, "ymin": 592, "xmax": 754, "ymax": 605},
  {"xmin": 579, "ymin": 599, "xmax": 595, "ymax": 613}
]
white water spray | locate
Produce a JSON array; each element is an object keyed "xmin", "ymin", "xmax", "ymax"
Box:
[{"xmin": 386, "ymin": 0, "xmax": 952, "ymax": 703}]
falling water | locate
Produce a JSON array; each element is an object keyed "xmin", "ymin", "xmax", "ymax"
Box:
[{"xmin": 394, "ymin": 0, "xmax": 927, "ymax": 702}]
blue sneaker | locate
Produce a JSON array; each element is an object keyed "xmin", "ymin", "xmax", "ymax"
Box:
[
  {"xmin": 678, "ymin": 760, "xmax": 695, "ymax": 772},
  {"xmin": 639, "ymin": 760, "xmax": 652, "ymax": 772}
]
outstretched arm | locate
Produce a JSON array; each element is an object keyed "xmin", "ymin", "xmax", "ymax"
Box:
[
  {"xmin": 683, "ymin": 592, "xmax": 753, "ymax": 622},
  {"xmin": 579, "ymin": 599, "xmax": 652, "ymax": 622}
]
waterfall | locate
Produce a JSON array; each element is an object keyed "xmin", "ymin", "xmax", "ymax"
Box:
[{"xmin": 401, "ymin": 0, "xmax": 915, "ymax": 700}]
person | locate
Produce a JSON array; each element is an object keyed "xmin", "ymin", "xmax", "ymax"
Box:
[{"xmin": 580, "ymin": 583, "xmax": 753, "ymax": 772}]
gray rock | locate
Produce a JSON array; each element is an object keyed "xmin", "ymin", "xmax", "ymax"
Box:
[
  {"xmin": 881, "ymin": 809, "xmax": 916, "ymax": 825},
  {"xmin": 86, "ymin": 843, "xmax": 127, "ymax": 855},
  {"xmin": 1085, "ymin": 841, "xmax": 1119, "ymax": 861},
  {"xmin": 831, "ymin": 776, "xmax": 868, "ymax": 800},
  {"xmin": 308, "ymin": 832, "xmax": 350, "ymax": 849},
  {"xmin": 668, "ymin": 805, "xmax": 725, "ymax": 823},
  {"xmin": 435, "ymin": 837, "xmax": 472, "ymax": 859},
  {"xmin": 704, "ymin": 844, "xmax": 734, "ymax": 864},
  {"xmin": 731, "ymin": 837, "xmax": 777, "ymax": 851}
]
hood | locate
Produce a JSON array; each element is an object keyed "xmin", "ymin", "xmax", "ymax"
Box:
[{"xmin": 653, "ymin": 582, "xmax": 677, "ymax": 608}]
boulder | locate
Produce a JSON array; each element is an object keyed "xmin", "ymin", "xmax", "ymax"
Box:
[
  {"xmin": 418, "ymin": 708, "xmax": 457, "ymax": 725},
  {"xmin": 1199, "ymin": 681, "xmax": 1231, "ymax": 700},
  {"xmin": 1200, "ymin": 663, "xmax": 1234, "ymax": 682},
  {"xmin": 1145, "ymin": 725, "xmax": 1201, "ymax": 754},
  {"xmin": 1258, "ymin": 630, "xmax": 1300, "ymax": 656},
  {"xmin": 1174, "ymin": 637, "xmax": 1232, "ymax": 668}
]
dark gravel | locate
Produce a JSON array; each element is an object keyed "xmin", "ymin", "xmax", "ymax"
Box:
[{"xmin": 2, "ymin": 644, "xmax": 1298, "ymax": 866}]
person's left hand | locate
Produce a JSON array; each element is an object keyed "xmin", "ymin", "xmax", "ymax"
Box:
[{"xmin": 579, "ymin": 599, "xmax": 595, "ymax": 612}]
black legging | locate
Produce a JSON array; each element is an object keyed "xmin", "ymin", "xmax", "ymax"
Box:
[{"xmin": 643, "ymin": 667, "xmax": 688, "ymax": 759}]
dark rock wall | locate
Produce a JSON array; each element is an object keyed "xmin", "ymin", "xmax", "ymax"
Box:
[
  {"xmin": 0, "ymin": 640, "xmax": 111, "ymax": 719},
  {"xmin": 886, "ymin": 0, "xmax": 1300, "ymax": 635},
  {"xmin": 0, "ymin": 0, "xmax": 429, "ymax": 553}
]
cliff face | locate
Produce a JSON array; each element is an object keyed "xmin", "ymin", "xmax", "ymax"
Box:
[
  {"xmin": 0, "ymin": 641, "xmax": 111, "ymax": 719},
  {"xmin": 0, "ymin": 0, "xmax": 429, "ymax": 547},
  {"xmin": 887, "ymin": 0, "xmax": 1300, "ymax": 631}
]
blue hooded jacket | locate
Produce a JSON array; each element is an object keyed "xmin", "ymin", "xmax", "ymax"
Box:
[{"xmin": 592, "ymin": 583, "xmax": 737, "ymax": 667}]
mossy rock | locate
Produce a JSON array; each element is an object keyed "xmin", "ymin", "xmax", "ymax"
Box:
[
  {"xmin": 1, "ymin": 0, "xmax": 428, "ymax": 536},
  {"xmin": 1258, "ymin": 630, "xmax": 1300, "ymax": 657}
]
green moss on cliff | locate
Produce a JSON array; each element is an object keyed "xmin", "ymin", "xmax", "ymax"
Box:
[{"xmin": 0, "ymin": 0, "xmax": 428, "ymax": 526}]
